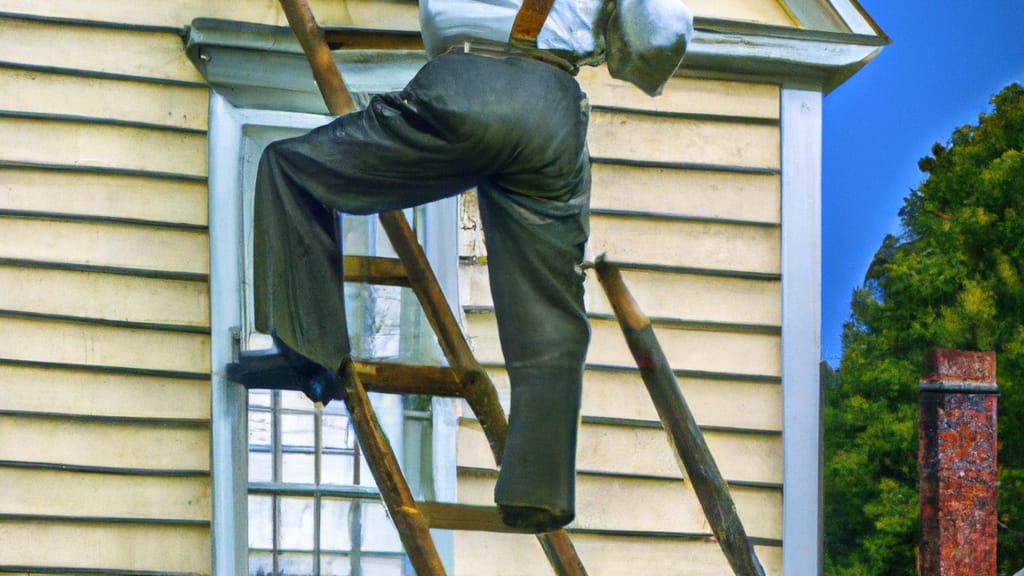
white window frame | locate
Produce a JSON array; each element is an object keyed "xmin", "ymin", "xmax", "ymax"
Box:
[{"xmin": 208, "ymin": 92, "xmax": 459, "ymax": 575}]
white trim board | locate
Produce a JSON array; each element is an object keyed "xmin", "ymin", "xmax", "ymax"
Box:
[
  {"xmin": 208, "ymin": 91, "xmax": 248, "ymax": 576},
  {"xmin": 780, "ymin": 87, "xmax": 824, "ymax": 576}
]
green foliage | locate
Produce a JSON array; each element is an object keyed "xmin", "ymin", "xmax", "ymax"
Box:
[{"xmin": 825, "ymin": 84, "xmax": 1024, "ymax": 574}]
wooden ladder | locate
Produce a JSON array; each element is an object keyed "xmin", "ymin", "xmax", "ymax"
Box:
[
  {"xmin": 267, "ymin": 1, "xmax": 589, "ymax": 574},
  {"xmin": 260, "ymin": 2, "xmax": 766, "ymax": 574}
]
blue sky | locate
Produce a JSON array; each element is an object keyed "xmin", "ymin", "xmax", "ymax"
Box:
[{"xmin": 820, "ymin": 0, "xmax": 1024, "ymax": 366}]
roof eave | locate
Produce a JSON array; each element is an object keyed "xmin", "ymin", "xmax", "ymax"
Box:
[
  {"xmin": 184, "ymin": 16, "xmax": 889, "ymax": 112},
  {"xmin": 683, "ymin": 17, "xmax": 888, "ymax": 93}
]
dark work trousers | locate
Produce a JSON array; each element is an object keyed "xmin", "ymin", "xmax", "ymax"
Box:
[{"xmin": 253, "ymin": 51, "xmax": 591, "ymax": 519}]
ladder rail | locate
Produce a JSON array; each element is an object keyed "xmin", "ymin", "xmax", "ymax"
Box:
[
  {"xmin": 592, "ymin": 255, "xmax": 766, "ymax": 576},
  {"xmin": 278, "ymin": 0, "xmax": 356, "ymax": 114},
  {"xmin": 377, "ymin": 211, "xmax": 508, "ymax": 462},
  {"xmin": 338, "ymin": 358, "xmax": 447, "ymax": 573}
]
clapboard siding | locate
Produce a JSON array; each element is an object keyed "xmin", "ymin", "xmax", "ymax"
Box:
[
  {"xmin": 0, "ymin": 116, "xmax": 207, "ymax": 178},
  {"xmin": 0, "ymin": 413, "xmax": 209, "ymax": 472},
  {"xmin": 578, "ymin": 67, "xmax": 781, "ymax": 118},
  {"xmin": 590, "ymin": 164, "xmax": 781, "ymax": 223},
  {"xmin": 587, "ymin": 220, "xmax": 775, "ymax": 277},
  {"xmin": 454, "ymin": 532, "xmax": 783, "ymax": 576},
  {"xmin": 584, "ymin": 269, "xmax": 780, "ymax": 324},
  {"xmin": 589, "ymin": 110, "xmax": 780, "ymax": 169},
  {"xmin": 0, "ymin": 266, "xmax": 209, "ymax": 327},
  {"xmin": 0, "ymin": 467, "xmax": 211, "ymax": 521},
  {"xmin": 0, "ymin": 168, "xmax": 208, "ymax": 226},
  {"xmin": 0, "ymin": 67, "xmax": 209, "ymax": 131},
  {"xmin": 465, "ymin": 311, "xmax": 781, "ymax": 377},
  {"xmin": 460, "ymin": 263, "xmax": 780, "ymax": 325},
  {"xmin": 589, "ymin": 214, "xmax": 780, "ymax": 274},
  {"xmin": 0, "ymin": 216, "xmax": 208, "ymax": 276},
  {"xmin": 330, "ymin": 0, "xmax": 424, "ymax": 29},
  {"xmin": 476, "ymin": 366, "xmax": 782, "ymax": 433},
  {"xmin": 458, "ymin": 471, "xmax": 782, "ymax": 540},
  {"xmin": 458, "ymin": 420, "xmax": 782, "ymax": 485},
  {"xmin": 0, "ymin": 317, "xmax": 209, "ymax": 374},
  {"xmin": 686, "ymin": 0, "xmax": 795, "ymax": 26},
  {"xmin": 579, "ymin": 368, "xmax": 782, "ymax": 431},
  {"xmin": 0, "ymin": 16, "xmax": 205, "ymax": 84},
  {"xmin": 0, "ymin": 0, "xmax": 795, "ymax": 29},
  {"xmin": 0, "ymin": 520, "xmax": 211, "ymax": 574},
  {"xmin": 458, "ymin": 72, "xmax": 783, "ymax": 573},
  {"xmin": 0, "ymin": 0, "xmax": 412, "ymax": 29},
  {"xmin": 0, "ymin": 11, "xmax": 213, "ymax": 573},
  {"xmin": 0, "ymin": 365, "xmax": 210, "ymax": 420}
]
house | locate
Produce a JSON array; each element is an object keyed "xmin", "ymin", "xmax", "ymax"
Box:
[{"xmin": 0, "ymin": 1, "xmax": 887, "ymax": 574}]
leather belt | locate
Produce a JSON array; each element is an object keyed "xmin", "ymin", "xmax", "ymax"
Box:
[{"xmin": 446, "ymin": 39, "xmax": 578, "ymax": 74}]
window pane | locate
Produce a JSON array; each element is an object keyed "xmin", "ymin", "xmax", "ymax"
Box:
[
  {"xmin": 281, "ymin": 412, "xmax": 315, "ymax": 448},
  {"xmin": 248, "ymin": 495, "xmax": 274, "ymax": 549},
  {"xmin": 359, "ymin": 453, "xmax": 376, "ymax": 488},
  {"xmin": 248, "ymin": 551, "xmax": 274, "ymax": 576},
  {"xmin": 320, "ymin": 552, "xmax": 352, "ymax": 576},
  {"xmin": 323, "ymin": 414, "xmax": 353, "ymax": 450},
  {"xmin": 366, "ymin": 285, "xmax": 402, "ymax": 359},
  {"xmin": 322, "ymin": 453, "xmax": 356, "ymax": 486},
  {"xmin": 320, "ymin": 498, "xmax": 353, "ymax": 552},
  {"xmin": 249, "ymin": 389, "xmax": 272, "ymax": 408},
  {"xmin": 248, "ymin": 409, "xmax": 272, "ymax": 447},
  {"xmin": 361, "ymin": 502, "xmax": 402, "ymax": 553},
  {"xmin": 281, "ymin": 452, "xmax": 315, "ymax": 484},
  {"xmin": 279, "ymin": 497, "xmax": 315, "ymax": 551},
  {"xmin": 281, "ymin": 389, "xmax": 314, "ymax": 411},
  {"xmin": 249, "ymin": 450, "xmax": 273, "ymax": 483},
  {"xmin": 278, "ymin": 553, "xmax": 314, "ymax": 575},
  {"xmin": 361, "ymin": 555, "xmax": 404, "ymax": 576}
]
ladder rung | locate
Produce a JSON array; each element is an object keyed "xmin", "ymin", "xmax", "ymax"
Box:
[
  {"xmin": 343, "ymin": 255, "xmax": 410, "ymax": 287},
  {"xmin": 353, "ymin": 360, "xmax": 462, "ymax": 397},
  {"xmin": 417, "ymin": 502, "xmax": 537, "ymax": 534}
]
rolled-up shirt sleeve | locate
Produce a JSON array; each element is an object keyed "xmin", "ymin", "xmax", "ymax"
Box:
[{"xmin": 604, "ymin": 0, "xmax": 694, "ymax": 96}]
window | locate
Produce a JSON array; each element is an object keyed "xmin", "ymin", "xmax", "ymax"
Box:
[
  {"xmin": 245, "ymin": 388, "xmax": 405, "ymax": 575},
  {"xmin": 208, "ymin": 93, "xmax": 458, "ymax": 575},
  {"xmin": 238, "ymin": 118, "xmax": 443, "ymax": 576}
]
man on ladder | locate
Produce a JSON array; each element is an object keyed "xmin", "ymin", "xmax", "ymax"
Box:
[{"xmin": 230, "ymin": 0, "xmax": 694, "ymax": 534}]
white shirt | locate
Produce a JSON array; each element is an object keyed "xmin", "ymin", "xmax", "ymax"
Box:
[{"xmin": 419, "ymin": 0, "xmax": 694, "ymax": 96}]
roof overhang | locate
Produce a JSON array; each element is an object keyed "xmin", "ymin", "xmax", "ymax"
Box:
[
  {"xmin": 184, "ymin": 18, "xmax": 427, "ymax": 114},
  {"xmin": 183, "ymin": 15, "xmax": 888, "ymax": 114},
  {"xmin": 684, "ymin": 16, "xmax": 888, "ymax": 92}
]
